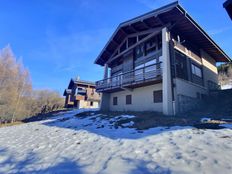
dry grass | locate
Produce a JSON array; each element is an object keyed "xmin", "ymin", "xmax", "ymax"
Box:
[
  {"xmin": 0, "ymin": 121, "xmax": 23, "ymax": 128},
  {"xmin": 76, "ymin": 110, "xmax": 232, "ymax": 130}
]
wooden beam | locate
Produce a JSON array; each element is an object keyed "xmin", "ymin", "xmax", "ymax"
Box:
[
  {"xmin": 142, "ymin": 20, "xmax": 151, "ymax": 29},
  {"xmin": 129, "ymin": 24, "xmax": 138, "ymax": 32},
  {"xmin": 107, "ymin": 27, "xmax": 163, "ymax": 64},
  {"xmin": 112, "ymin": 39, "xmax": 120, "ymax": 46},
  {"xmin": 127, "ymin": 27, "xmax": 162, "ymax": 38},
  {"xmin": 156, "ymin": 15, "xmax": 165, "ymax": 26},
  {"xmin": 106, "ymin": 29, "xmax": 162, "ymax": 64},
  {"xmin": 120, "ymin": 28, "xmax": 128, "ymax": 35},
  {"xmin": 105, "ymin": 50, "xmax": 112, "ymax": 56},
  {"xmin": 109, "ymin": 37, "xmax": 128, "ymax": 62}
]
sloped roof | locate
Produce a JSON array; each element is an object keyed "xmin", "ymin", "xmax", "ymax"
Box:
[
  {"xmin": 67, "ymin": 78, "xmax": 96, "ymax": 89},
  {"xmin": 224, "ymin": 0, "xmax": 232, "ymax": 19},
  {"xmin": 63, "ymin": 89, "xmax": 72, "ymax": 96},
  {"xmin": 95, "ymin": 1, "xmax": 231, "ymax": 66}
]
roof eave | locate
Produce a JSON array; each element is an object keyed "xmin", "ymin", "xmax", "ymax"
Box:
[
  {"xmin": 95, "ymin": 1, "xmax": 231, "ymax": 65},
  {"xmin": 94, "ymin": 1, "xmax": 179, "ymax": 66},
  {"xmin": 176, "ymin": 4, "xmax": 231, "ymax": 62}
]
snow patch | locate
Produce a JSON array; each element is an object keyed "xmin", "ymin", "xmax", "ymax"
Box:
[{"xmin": 0, "ymin": 110, "xmax": 232, "ymax": 174}]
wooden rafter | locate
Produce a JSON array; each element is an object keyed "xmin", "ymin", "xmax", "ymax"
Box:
[
  {"xmin": 106, "ymin": 27, "xmax": 163, "ymax": 65},
  {"xmin": 106, "ymin": 29, "xmax": 162, "ymax": 64}
]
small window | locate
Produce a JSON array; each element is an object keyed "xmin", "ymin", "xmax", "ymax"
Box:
[
  {"xmin": 113, "ymin": 97, "xmax": 118, "ymax": 105},
  {"xmin": 196, "ymin": 92, "xmax": 201, "ymax": 99},
  {"xmin": 126, "ymin": 95, "xmax": 132, "ymax": 105},
  {"xmin": 90, "ymin": 101, "xmax": 93, "ymax": 106},
  {"xmin": 153, "ymin": 90, "xmax": 162, "ymax": 103}
]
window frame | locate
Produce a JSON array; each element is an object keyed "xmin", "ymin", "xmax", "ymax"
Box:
[
  {"xmin": 113, "ymin": 97, "xmax": 118, "ymax": 106},
  {"xmin": 153, "ymin": 90, "xmax": 163, "ymax": 103},
  {"xmin": 191, "ymin": 63, "xmax": 202, "ymax": 78},
  {"xmin": 126, "ymin": 95, "xmax": 132, "ymax": 105}
]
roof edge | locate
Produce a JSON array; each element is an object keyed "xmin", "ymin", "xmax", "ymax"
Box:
[
  {"xmin": 94, "ymin": 1, "xmax": 179, "ymax": 66},
  {"xmin": 176, "ymin": 4, "xmax": 231, "ymax": 62}
]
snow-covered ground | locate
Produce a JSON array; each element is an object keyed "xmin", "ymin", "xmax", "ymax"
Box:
[
  {"xmin": 0, "ymin": 109, "xmax": 232, "ymax": 174},
  {"xmin": 221, "ymin": 83, "xmax": 232, "ymax": 90}
]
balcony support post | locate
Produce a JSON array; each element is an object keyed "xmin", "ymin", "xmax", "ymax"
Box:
[
  {"xmin": 162, "ymin": 27, "xmax": 174, "ymax": 115},
  {"xmin": 104, "ymin": 64, "xmax": 109, "ymax": 79}
]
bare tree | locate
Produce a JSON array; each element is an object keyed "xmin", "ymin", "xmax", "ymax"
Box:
[{"xmin": 0, "ymin": 45, "xmax": 64, "ymax": 123}]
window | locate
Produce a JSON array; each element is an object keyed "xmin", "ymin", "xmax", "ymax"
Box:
[
  {"xmin": 191, "ymin": 64, "xmax": 202, "ymax": 78},
  {"xmin": 126, "ymin": 95, "xmax": 132, "ymax": 105},
  {"xmin": 134, "ymin": 44, "xmax": 144, "ymax": 60},
  {"xmin": 113, "ymin": 97, "xmax": 118, "ymax": 105},
  {"xmin": 191, "ymin": 63, "xmax": 203, "ymax": 86},
  {"xmin": 90, "ymin": 101, "xmax": 93, "ymax": 106},
  {"xmin": 153, "ymin": 90, "xmax": 162, "ymax": 103},
  {"xmin": 175, "ymin": 51, "xmax": 188, "ymax": 81},
  {"xmin": 145, "ymin": 36, "xmax": 157, "ymax": 56}
]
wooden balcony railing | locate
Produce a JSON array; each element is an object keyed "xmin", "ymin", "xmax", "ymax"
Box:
[{"xmin": 96, "ymin": 62, "xmax": 162, "ymax": 92}]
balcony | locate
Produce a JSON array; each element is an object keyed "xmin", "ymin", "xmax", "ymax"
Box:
[{"xmin": 96, "ymin": 62, "xmax": 162, "ymax": 92}]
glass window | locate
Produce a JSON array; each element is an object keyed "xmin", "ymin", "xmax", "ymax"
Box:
[
  {"xmin": 126, "ymin": 95, "xmax": 132, "ymax": 105},
  {"xmin": 134, "ymin": 44, "xmax": 144, "ymax": 59},
  {"xmin": 145, "ymin": 36, "xmax": 157, "ymax": 56},
  {"xmin": 191, "ymin": 64, "xmax": 202, "ymax": 78},
  {"xmin": 153, "ymin": 90, "xmax": 162, "ymax": 103},
  {"xmin": 113, "ymin": 97, "xmax": 118, "ymax": 105},
  {"xmin": 175, "ymin": 51, "xmax": 188, "ymax": 81}
]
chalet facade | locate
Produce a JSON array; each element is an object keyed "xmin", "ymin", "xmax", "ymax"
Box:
[
  {"xmin": 94, "ymin": 2, "xmax": 231, "ymax": 115},
  {"xmin": 63, "ymin": 78, "xmax": 101, "ymax": 109}
]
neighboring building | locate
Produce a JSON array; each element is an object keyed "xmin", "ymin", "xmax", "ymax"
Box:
[
  {"xmin": 63, "ymin": 78, "xmax": 101, "ymax": 109},
  {"xmin": 224, "ymin": 0, "xmax": 232, "ymax": 20},
  {"xmin": 94, "ymin": 2, "xmax": 231, "ymax": 115}
]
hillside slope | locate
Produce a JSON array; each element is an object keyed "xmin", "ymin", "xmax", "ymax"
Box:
[{"xmin": 0, "ymin": 109, "xmax": 232, "ymax": 174}]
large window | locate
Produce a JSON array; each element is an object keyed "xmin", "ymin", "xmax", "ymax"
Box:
[
  {"xmin": 191, "ymin": 63, "xmax": 203, "ymax": 86},
  {"xmin": 175, "ymin": 51, "xmax": 188, "ymax": 81},
  {"xmin": 153, "ymin": 90, "xmax": 162, "ymax": 103},
  {"xmin": 126, "ymin": 95, "xmax": 132, "ymax": 105}
]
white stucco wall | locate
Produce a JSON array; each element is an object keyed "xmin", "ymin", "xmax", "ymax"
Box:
[
  {"xmin": 109, "ymin": 83, "xmax": 163, "ymax": 112},
  {"xmin": 79, "ymin": 100, "xmax": 99, "ymax": 109}
]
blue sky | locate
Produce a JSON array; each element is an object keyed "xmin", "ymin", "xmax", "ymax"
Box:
[{"xmin": 0, "ymin": 0, "xmax": 231, "ymax": 95}]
